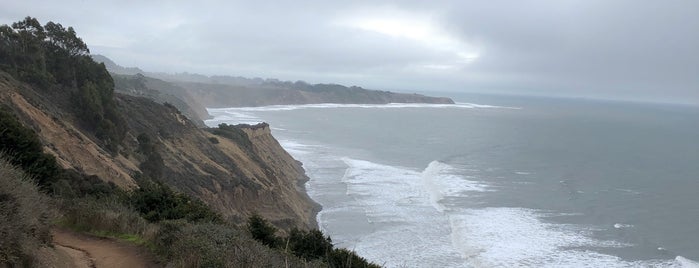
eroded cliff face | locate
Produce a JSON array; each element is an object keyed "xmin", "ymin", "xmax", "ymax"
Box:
[{"xmin": 0, "ymin": 72, "xmax": 318, "ymax": 230}]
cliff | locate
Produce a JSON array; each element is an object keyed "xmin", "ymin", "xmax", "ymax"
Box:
[
  {"xmin": 111, "ymin": 73, "xmax": 209, "ymax": 126},
  {"xmin": 171, "ymin": 80, "xmax": 455, "ymax": 109},
  {"xmin": 92, "ymin": 55, "xmax": 455, "ymax": 122},
  {"xmin": 0, "ymin": 71, "xmax": 318, "ymax": 229}
]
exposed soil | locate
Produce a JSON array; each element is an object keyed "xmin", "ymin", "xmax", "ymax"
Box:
[{"xmin": 51, "ymin": 228, "xmax": 160, "ymax": 268}]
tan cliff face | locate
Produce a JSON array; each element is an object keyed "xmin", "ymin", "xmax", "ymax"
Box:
[{"xmin": 0, "ymin": 73, "xmax": 318, "ymax": 230}]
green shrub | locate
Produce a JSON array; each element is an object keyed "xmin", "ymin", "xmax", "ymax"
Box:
[
  {"xmin": 0, "ymin": 107, "xmax": 61, "ymax": 189},
  {"xmin": 154, "ymin": 221, "xmax": 318, "ymax": 268},
  {"xmin": 247, "ymin": 215, "xmax": 381, "ymax": 268},
  {"xmin": 287, "ymin": 228, "xmax": 333, "ymax": 261},
  {"xmin": 247, "ymin": 213, "xmax": 280, "ymax": 248},
  {"xmin": 210, "ymin": 123, "xmax": 253, "ymax": 150},
  {"xmin": 130, "ymin": 181, "xmax": 222, "ymax": 223},
  {"xmin": 0, "ymin": 157, "xmax": 53, "ymax": 266},
  {"xmin": 328, "ymin": 248, "xmax": 381, "ymax": 268}
]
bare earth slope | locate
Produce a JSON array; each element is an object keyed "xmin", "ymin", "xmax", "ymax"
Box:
[{"xmin": 0, "ymin": 71, "xmax": 318, "ymax": 230}]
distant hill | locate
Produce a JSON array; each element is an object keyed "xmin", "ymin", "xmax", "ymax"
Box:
[
  {"xmin": 111, "ymin": 73, "xmax": 208, "ymax": 126},
  {"xmin": 92, "ymin": 55, "xmax": 455, "ymax": 120},
  {"xmin": 91, "ymin": 54, "xmax": 145, "ymax": 75}
]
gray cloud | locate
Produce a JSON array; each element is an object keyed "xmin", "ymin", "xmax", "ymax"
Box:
[{"xmin": 1, "ymin": 0, "xmax": 697, "ymax": 104}]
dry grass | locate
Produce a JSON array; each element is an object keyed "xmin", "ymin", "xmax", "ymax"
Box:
[
  {"xmin": 58, "ymin": 197, "xmax": 159, "ymax": 244},
  {"xmin": 0, "ymin": 157, "xmax": 54, "ymax": 266}
]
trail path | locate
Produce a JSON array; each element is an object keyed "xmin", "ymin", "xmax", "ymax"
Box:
[{"xmin": 51, "ymin": 228, "xmax": 160, "ymax": 268}]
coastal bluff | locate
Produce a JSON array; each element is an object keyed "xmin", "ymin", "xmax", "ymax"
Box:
[{"xmin": 0, "ymin": 71, "xmax": 317, "ymax": 230}]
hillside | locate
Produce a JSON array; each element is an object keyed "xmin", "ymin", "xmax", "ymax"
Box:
[
  {"xmin": 92, "ymin": 55, "xmax": 455, "ymax": 117},
  {"xmin": 0, "ymin": 17, "xmax": 382, "ymax": 267},
  {"xmin": 0, "ymin": 17, "xmax": 317, "ymax": 230},
  {"xmin": 111, "ymin": 73, "xmax": 208, "ymax": 126},
  {"xmin": 0, "ymin": 69, "xmax": 318, "ymax": 229}
]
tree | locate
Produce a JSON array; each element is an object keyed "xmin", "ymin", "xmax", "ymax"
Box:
[
  {"xmin": 247, "ymin": 214, "xmax": 280, "ymax": 247},
  {"xmin": 44, "ymin": 22, "xmax": 88, "ymax": 57},
  {"xmin": 288, "ymin": 228, "xmax": 333, "ymax": 260}
]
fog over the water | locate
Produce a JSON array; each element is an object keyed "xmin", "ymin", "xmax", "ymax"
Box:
[{"xmin": 2, "ymin": 1, "xmax": 697, "ymax": 104}]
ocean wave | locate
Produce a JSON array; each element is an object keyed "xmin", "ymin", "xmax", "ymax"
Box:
[
  {"xmin": 675, "ymin": 256, "xmax": 699, "ymax": 268},
  {"xmin": 206, "ymin": 102, "xmax": 519, "ymax": 113},
  {"xmin": 334, "ymin": 158, "xmax": 492, "ymax": 266},
  {"xmin": 422, "ymin": 161, "xmax": 490, "ymax": 212},
  {"xmin": 613, "ymin": 223, "xmax": 634, "ymax": 229},
  {"xmin": 447, "ymin": 207, "xmax": 699, "ymax": 268},
  {"xmin": 204, "ymin": 109, "xmax": 263, "ymax": 126},
  {"xmin": 291, "ymin": 148, "xmax": 696, "ymax": 267}
]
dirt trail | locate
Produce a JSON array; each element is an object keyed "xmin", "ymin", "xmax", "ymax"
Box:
[{"xmin": 51, "ymin": 228, "xmax": 160, "ymax": 268}]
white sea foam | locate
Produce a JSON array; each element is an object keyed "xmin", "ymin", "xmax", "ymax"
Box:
[
  {"xmin": 616, "ymin": 188, "xmax": 643, "ymax": 195},
  {"xmin": 207, "ymin": 102, "xmax": 518, "ymax": 113},
  {"xmin": 331, "ymin": 158, "xmax": 491, "ymax": 267},
  {"xmin": 675, "ymin": 256, "xmax": 699, "ymax": 268},
  {"xmin": 422, "ymin": 161, "xmax": 489, "ymax": 212},
  {"xmin": 204, "ymin": 109, "xmax": 263, "ymax": 126},
  {"xmin": 283, "ymin": 148, "xmax": 693, "ymax": 268},
  {"xmin": 614, "ymin": 223, "xmax": 634, "ymax": 229},
  {"xmin": 446, "ymin": 208, "xmax": 699, "ymax": 268},
  {"xmin": 207, "ymin": 106, "xmax": 696, "ymax": 268}
]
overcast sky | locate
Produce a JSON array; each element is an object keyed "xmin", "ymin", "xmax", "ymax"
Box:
[{"xmin": 2, "ymin": 1, "xmax": 698, "ymax": 104}]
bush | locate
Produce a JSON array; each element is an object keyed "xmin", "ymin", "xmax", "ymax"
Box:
[
  {"xmin": 130, "ymin": 180, "xmax": 222, "ymax": 223},
  {"xmin": 59, "ymin": 196, "xmax": 156, "ymax": 242},
  {"xmin": 0, "ymin": 157, "xmax": 53, "ymax": 266},
  {"xmin": 0, "ymin": 107, "xmax": 61, "ymax": 189},
  {"xmin": 247, "ymin": 213, "xmax": 280, "ymax": 248},
  {"xmin": 287, "ymin": 228, "xmax": 333, "ymax": 261},
  {"xmin": 210, "ymin": 123, "xmax": 253, "ymax": 150},
  {"xmin": 247, "ymin": 215, "xmax": 381, "ymax": 268},
  {"xmin": 327, "ymin": 248, "xmax": 381, "ymax": 268},
  {"xmin": 154, "ymin": 221, "xmax": 322, "ymax": 268}
]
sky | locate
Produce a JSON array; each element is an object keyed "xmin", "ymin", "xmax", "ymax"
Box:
[{"xmin": 1, "ymin": 0, "xmax": 698, "ymax": 104}]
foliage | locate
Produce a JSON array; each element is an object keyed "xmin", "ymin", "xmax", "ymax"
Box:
[
  {"xmin": 248, "ymin": 215, "xmax": 381, "ymax": 267},
  {"xmin": 0, "ymin": 107, "xmax": 117, "ymax": 196},
  {"xmin": 153, "ymin": 220, "xmax": 320, "ymax": 268},
  {"xmin": 247, "ymin": 213, "xmax": 281, "ymax": 247},
  {"xmin": 210, "ymin": 123, "xmax": 253, "ymax": 150},
  {"xmin": 0, "ymin": 157, "xmax": 53, "ymax": 266},
  {"xmin": 129, "ymin": 180, "xmax": 222, "ymax": 223},
  {"xmin": 0, "ymin": 107, "xmax": 60, "ymax": 188},
  {"xmin": 288, "ymin": 228, "xmax": 333, "ymax": 260},
  {"xmin": 327, "ymin": 248, "xmax": 381, "ymax": 268},
  {"xmin": 51, "ymin": 169, "xmax": 117, "ymax": 198},
  {"xmin": 0, "ymin": 17, "xmax": 126, "ymax": 154}
]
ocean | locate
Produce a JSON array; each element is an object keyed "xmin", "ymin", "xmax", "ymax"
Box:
[{"xmin": 205, "ymin": 94, "xmax": 699, "ymax": 267}]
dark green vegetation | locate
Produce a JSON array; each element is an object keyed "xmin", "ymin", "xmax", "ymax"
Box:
[
  {"xmin": 0, "ymin": 157, "xmax": 52, "ymax": 267},
  {"xmin": 210, "ymin": 123, "xmax": 255, "ymax": 150},
  {"xmin": 0, "ymin": 106, "xmax": 116, "ymax": 196},
  {"xmin": 129, "ymin": 180, "xmax": 222, "ymax": 223},
  {"xmin": 248, "ymin": 215, "xmax": 380, "ymax": 268},
  {"xmin": 0, "ymin": 16, "xmax": 126, "ymax": 153},
  {"xmin": 0, "ymin": 107, "xmax": 60, "ymax": 187},
  {"xmin": 1, "ymin": 17, "xmax": 382, "ymax": 267}
]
